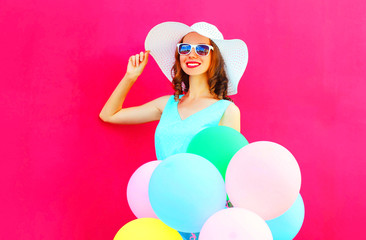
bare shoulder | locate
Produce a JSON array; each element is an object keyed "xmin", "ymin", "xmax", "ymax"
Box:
[
  {"xmin": 152, "ymin": 95, "xmax": 172, "ymax": 113},
  {"xmin": 225, "ymin": 102, "xmax": 241, "ymax": 115},
  {"xmin": 219, "ymin": 102, "xmax": 241, "ymax": 132},
  {"xmin": 221, "ymin": 102, "xmax": 241, "ymax": 120}
]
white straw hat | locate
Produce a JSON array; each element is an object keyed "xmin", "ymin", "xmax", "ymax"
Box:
[{"xmin": 144, "ymin": 21, "xmax": 248, "ymax": 95}]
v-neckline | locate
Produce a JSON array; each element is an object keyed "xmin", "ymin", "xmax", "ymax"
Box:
[{"xmin": 176, "ymin": 99, "xmax": 222, "ymax": 121}]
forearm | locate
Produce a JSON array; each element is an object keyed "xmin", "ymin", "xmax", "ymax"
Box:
[{"xmin": 99, "ymin": 73, "xmax": 137, "ymax": 121}]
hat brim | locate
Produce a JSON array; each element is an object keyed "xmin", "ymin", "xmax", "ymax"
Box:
[{"xmin": 144, "ymin": 22, "xmax": 248, "ymax": 95}]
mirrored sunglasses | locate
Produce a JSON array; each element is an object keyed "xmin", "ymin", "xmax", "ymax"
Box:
[{"xmin": 177, "ymin": 43, "xmax": 214, "ymax": 56}]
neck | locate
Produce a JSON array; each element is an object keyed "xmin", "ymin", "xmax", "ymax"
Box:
[{"xmin": 186, "ymin": 74, "xmax": 212, "ymax": 99}]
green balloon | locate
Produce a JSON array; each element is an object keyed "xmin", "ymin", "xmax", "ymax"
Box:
[{"xmin": 186, "ymin": 126, "xmax": 249, "ymax": 180}]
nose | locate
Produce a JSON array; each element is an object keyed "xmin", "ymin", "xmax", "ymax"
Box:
[{"xmin": 188, "ymin": 46, "xmax": 198, "ymax": 58}]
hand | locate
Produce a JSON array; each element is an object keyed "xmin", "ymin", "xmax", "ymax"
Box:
[{"xmin": 126, "ymin": 51, "xmax": 150, "ymax": 79}]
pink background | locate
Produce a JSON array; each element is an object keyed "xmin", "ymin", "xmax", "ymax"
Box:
[{"xmin": 1, "ymin": 0, "xmax": 365, "ymax": 239}]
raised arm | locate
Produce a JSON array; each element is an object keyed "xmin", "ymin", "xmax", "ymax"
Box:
[{"xmin": 99, "ymin": 51, "xmax": 170, "ymax": 124}]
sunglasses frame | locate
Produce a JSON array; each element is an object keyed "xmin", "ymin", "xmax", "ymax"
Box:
[{"xmin": 177, "ymin": 43, "xmax": 214, "ymax": 56}]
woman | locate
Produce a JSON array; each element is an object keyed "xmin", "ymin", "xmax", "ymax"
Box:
[
  {"xmin": 100, "ymin": 22, "xmax": 248, "ymax": 159},
  {"xmin": 99, "ymin": 22, "xmax": 248, "ymax": 239}
]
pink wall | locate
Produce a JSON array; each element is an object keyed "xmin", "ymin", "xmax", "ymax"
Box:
[{"xmin": 1, "ymin": 0, "xmax": 365, "ymax": 239}]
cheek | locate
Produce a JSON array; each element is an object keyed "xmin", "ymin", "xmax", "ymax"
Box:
[
  {"xmin": 180, "ymin": 56, "xmax": 189, "ymax": 71},
  {"xmin": 203, "ymin": 56, "xmax": 212, "ymax": 69},
  {"xmin": 179, "ymin": 55, "xmax": 187, "ymax": 65}
]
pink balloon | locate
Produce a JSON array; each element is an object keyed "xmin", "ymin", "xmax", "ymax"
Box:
[
  {"xmin": 199, "ymin": 208, "xmax": 273, "ymax": 240},
  {"xmin": 225, "ymin": 141, "xmax": 301, "ymax": 220},
  {"xmin": 127, "ymin": 160, "xmax": 161, "ymax": 219}
]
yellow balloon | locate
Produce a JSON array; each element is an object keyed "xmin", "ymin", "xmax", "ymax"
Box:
[{"xmin": 114, "ymin": 218, "xmax": 183, "ymax": 240}]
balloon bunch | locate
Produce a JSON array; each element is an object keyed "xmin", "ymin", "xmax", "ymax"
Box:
[{"xmin": 114, "ymin": 126, "xmax": 305, "ymax": 240}]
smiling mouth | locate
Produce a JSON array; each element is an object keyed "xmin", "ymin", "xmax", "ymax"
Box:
[{"xmin": 186, "ymin": 62, "xmax": 201, "ymax": 68}]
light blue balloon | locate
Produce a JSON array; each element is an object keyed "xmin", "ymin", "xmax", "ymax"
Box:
[
  {"xmin": 148, "ymin": 153, "xmax": 226, "ymax": 233},
  {"xmin": 266, "ymin": 194, "xmax": 305, "ymax": 240}
]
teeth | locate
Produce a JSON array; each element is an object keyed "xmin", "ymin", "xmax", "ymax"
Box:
[{"xmin": 187, "ymin": 63, "xmax": 200, "ymax": 66}]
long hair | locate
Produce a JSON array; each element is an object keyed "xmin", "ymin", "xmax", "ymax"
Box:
[{"xmin": 171, "ymin": 39, "xmax": 232, "ymax": 102}]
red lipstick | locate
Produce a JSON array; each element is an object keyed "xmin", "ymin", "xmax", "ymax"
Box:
[{"xmin": 186, "ymin": 61, "xmax": 201, "ymax": 68}]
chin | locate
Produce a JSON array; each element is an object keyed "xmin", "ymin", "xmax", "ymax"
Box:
[{"xmin": 182, "ymin": 67, "xmax": 208, "ymax": 76}]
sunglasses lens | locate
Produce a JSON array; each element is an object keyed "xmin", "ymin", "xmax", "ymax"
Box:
[
  {"xmin": 196, "ymin": 45, "xmax": 210, "ymax": 56},
  {"xmin": 178, "ymin": 44, "xmax": 191, "ymax": 55}
]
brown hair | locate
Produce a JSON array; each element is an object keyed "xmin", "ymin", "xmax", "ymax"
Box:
[{"xmin": 171, "ymin": 39, "xmax": 233, "ymax": 102}]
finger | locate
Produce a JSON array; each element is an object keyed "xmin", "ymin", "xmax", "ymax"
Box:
[
  {"xmin": 135, "ymin": 54, "xmax": 140, "ymax": 67},
  {"xmin": 139, "ymin": 51, "xmax": 144, "ymax": 62},
  {"xmin": 142, "ymin": 51, "xmax": 150, "ymax": 63},
  {"xmin": 131, "ymin": 55, "xmax": 136, "ymax": 67}
]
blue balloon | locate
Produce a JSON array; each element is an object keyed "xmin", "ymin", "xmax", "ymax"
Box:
[
  {"xmin": 148, "ymin": 153, "xmax": 226, "ymax": 233},
  {"xmin": 266, "ymin": 194, "xmax": 305, "ymax": 240}
]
